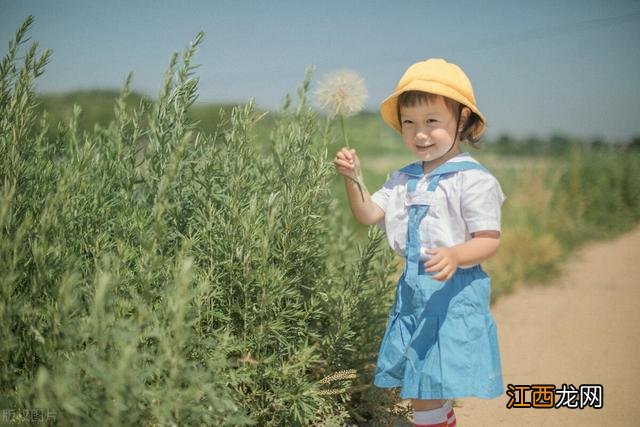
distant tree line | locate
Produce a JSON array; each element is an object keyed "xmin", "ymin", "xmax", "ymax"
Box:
[{"xmin": 483, "ymin": 132, "xmax": 640, "ymax": 155}]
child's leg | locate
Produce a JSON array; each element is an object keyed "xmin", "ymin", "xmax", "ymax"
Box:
[
  {"xmin": 412, "ymin": 399, "xmax": 445, "ymax": 411},
  {"xmin": 411, "ymin": 399, "xmax": 449, "ymax": 427}
]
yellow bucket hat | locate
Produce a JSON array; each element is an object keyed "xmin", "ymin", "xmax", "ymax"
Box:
[{"xmin": 380, "ymin": 58, "xmax": 486, "ymax": 134}]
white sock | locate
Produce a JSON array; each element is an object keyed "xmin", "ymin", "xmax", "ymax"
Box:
[
  {"xmin": 443, "ymin": 400, "xmax": 456, "ymax": 426},
  {"xmin": 413, "ymin": 404, "xmax": 449, "ymax": 426}
]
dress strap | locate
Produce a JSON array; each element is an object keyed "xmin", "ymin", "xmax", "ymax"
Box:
[{"xmin": 403, "ymin": 160, "xmax": 490, "ymax": 286}]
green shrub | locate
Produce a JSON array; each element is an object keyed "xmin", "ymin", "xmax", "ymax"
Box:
[{"xmin": 1, "ymin": 17, "xmax": 399, "ymax": 426}]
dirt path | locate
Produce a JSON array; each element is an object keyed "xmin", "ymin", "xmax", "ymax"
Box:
[{"xmin": 452, "ymin": 224, "xmax": 640, "ymax": 426}]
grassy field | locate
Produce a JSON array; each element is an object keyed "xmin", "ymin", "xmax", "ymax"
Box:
[{"xmin": 36, "ymin": 88, "xmax": 640, "ymax": 303}]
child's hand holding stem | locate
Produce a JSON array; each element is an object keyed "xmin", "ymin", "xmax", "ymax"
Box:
[
  {"xmin": 333, "ymin": 147, "xmax": 386, "ymax": 227},
  {"xmin": 334, "ymin": 146, "xmax": 365, "ymax": 202}
]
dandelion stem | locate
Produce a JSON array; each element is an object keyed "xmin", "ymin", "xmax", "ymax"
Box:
[
  {"xmin": 339, "ymin": 115, "xmax": 350, "ymax": 149},
  {"xmin": 339, "ymin": 115, "xmax": 365, "ymax": 202}
]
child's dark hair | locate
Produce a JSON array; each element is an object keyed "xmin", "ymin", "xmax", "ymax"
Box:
[{"xmin": 396, "ymin": 90, "xmax": 486, "ymax": 147}]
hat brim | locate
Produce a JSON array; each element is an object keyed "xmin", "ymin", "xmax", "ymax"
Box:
[{"xmin": 380, "ymin": 80, "xmax": 486, "ymax": 134}]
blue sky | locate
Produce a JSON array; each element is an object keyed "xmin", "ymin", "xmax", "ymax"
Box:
[{"xmin": 2, "ymin": 0, "xmax": 639, "ymax": 141}]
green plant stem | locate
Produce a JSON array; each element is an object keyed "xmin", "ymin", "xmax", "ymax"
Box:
[
  {"xmin": 339, "ymin": 114, "xmax": 350, "ymax": 149},
  {"xmin": 339, "ymin": 115, "xmax": 365, "ymax": 202}
]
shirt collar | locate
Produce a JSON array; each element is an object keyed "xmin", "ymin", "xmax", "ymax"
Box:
[{"xmin": 398, "ymin": 153, "xmax": 472, "ymax": 177}]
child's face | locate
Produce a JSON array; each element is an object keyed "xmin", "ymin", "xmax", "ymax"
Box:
[{"xmin": 399, "ymin": 96, "xmax": 466, "ymax": 163}]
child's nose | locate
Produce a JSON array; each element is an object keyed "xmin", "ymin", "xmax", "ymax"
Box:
[
  {"xmin": 415, "ymin": 123, "xmax": 430, "ymax": 136},
  {"xmin": 415, "ymin": 128, "xmax": 429, "ymax": 139}
]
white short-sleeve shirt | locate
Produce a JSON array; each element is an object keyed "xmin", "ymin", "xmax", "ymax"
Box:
[{"xmin": 370, "ymin": 152, "xmax": 506, "ymax": 268}]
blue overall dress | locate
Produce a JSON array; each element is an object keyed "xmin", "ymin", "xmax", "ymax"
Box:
[{"xmin": 373, "ymin": 161, "xmax": 504, "ymax": 400}]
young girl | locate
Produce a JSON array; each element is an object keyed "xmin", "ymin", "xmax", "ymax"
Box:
[{"xmin": 334, "ymin": 58, "xmax": 505, "ymax": 427}]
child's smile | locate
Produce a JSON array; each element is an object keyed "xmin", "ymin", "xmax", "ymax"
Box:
[{"xmin": 414, "ymin": 143, "xmax": 435, "ymax": 153}]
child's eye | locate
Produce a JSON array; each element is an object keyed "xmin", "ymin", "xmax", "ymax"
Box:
[{"xmin": 401, "ymin": 119, "xmax": 437, "ymax": 125}]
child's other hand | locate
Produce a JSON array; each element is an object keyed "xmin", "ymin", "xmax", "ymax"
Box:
[
  {"xmin": 333, "ymin": 147, "xmax": 361, "ymax": 178},
  {"xmin": 424, "ymin": 247, "xmax": 459, "ymax": 281}
]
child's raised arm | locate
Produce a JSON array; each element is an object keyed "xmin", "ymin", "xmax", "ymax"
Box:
[{"xmin": 334, "ymin": 147, "xmax": 384, "ymax": 226}]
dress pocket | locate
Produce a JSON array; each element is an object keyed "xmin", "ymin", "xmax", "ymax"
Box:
[
  {"xmin": 462, "ymin": 310, "xmax": 487, "ymax": 342},
  {"xmin": 439, "ymin": 311, "xmax": 473, "ymax": 384}
]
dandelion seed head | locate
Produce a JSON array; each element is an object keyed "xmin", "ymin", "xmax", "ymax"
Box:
[{"xmin": 313, "ymin": 69, "xmax": 368, "ymax": 118}]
